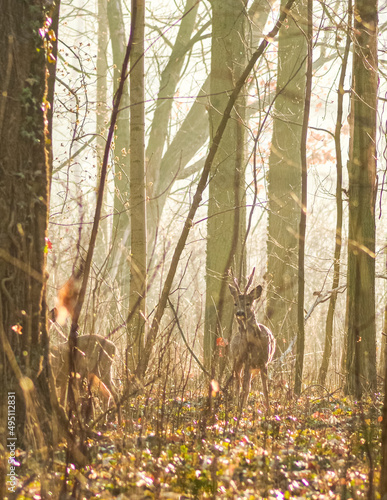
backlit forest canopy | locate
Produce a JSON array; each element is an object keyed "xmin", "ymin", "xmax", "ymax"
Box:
[
  {"xmin": 49, "ymin": 0, "xmax": 386, "ymax": 388},
  {"xmin": 1, "ymin": 0, "xmax": 387, "ymax": 497}
]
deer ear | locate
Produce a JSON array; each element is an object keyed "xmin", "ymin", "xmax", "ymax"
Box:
[
  {"xmin": 250, "ymin": 285, "xmax": 262, "ymax": 301},
  {"xmin": 229, "ymin": 284, "xmax": 238, "ymax": 299}
]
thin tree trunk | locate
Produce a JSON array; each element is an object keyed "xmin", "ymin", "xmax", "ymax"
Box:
[
  {"xmin": 96, "ymin": 0, "xmax": 109, "ymax": 241},
  {"xmin": 146, "ymin": 0, "xmax": 199, "ymax": 242},
  {"xmin": 381, "ymin": 243, "xmax": 387, "ymax": 496},
  {"xmin": 128, "ymin": 0, "xmax": 147, "ymax": 370},
  {"xmin": 107, "ymin": 0, "xmax": 131, "ymax": 286},
  {"xmin": 318, "ymin": 0, "xmax": 352, "ymax": 387},
  {"xmin": 66, "ymin": 5, "xmax": 137, "ymax": 444},
  {"xmin": 294, "ymin": 0, "xmax": 313, "ymax": 396},
  {"xmin": 380, "ymin": 244, "xmax": 387, "ymax": 376}
]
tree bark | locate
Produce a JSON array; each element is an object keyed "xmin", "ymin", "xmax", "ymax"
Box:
[
  {"xmin": 345, "ymin": 0, "xmax": 378, "ymax": 397},
  {"xmin": 204, "ymin": 0, "xmax": 247, "ymax": 370},
  {"xmin": 0, "ymin": 0, "xmax": 52, "ymax": 455},
  {"xmin": 146, "ymin": 0, "xmax": 199, "ymax": 242},
  {"xmin": 266, "ymin": 0, "xmax": 307, "ymax": 354},
  {"xmin": 107, "ymin": 0, "xmax": 131, "ymax": 286},
  {"xmin": 294, "ymin": 0, "xmax": 312, "ymax": 396},
  {"xmin": 318, "ymin": 0, "xmax": 352, "ymax": 387},
  {"xmin": 128, "ymin": 0, "xmax": 147, "ymax": 370}
]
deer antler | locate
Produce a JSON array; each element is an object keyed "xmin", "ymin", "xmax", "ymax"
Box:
[
  {"xmin": 244, "ymin": 267, "xmax": 256, "ymax": 293},
  {"xmin": 228, "ymin": 268, "xmax": 241, "ymax": 293}
]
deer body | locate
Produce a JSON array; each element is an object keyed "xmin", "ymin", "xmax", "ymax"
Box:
[
  {"xmin": 50, "ymin": 334, "xmax": 119, "ymax": 412},
  {"xmin": 229, "ymin": 271, "xmax": 276, "ymax": 411},
  {"xmin": 87, "ymin": 373, "xmax": 112, "ymax": 416}
]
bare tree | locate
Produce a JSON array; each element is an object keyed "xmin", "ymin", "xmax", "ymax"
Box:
[
  {"xmin": 318, "ymin": 0, "xmax": 352, "ymax": 387},
  {"xmin": 294, "ymin": 0, "xmax": 313, "ymax": 396},
  {"xmin": 266, "ymin": 0, "xmax": 307, "ymax": 353},
  {"xmin": 0, "ymin": 0, "xmax": 53, "ymax": 459},
  {"xmin": 204, "ymin": 0, "xmax": 247, "ymax": 370},
  {"xmin": 345, "ymin": 0, "xmax": 378, "ymax": 396},
  {"xmin": 128, "ymin": 0, "xmax": 147, "ymax": 369},
  {"xmin": 135, "ymin": 0, "xmax": 297, "ymax": 381}
]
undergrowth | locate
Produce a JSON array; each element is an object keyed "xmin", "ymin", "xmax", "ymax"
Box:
[{"xmin": 11, "ymin": 387, "xmax": 383, "ymax": 499}]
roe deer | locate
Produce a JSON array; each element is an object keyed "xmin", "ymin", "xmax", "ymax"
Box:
[
  {"xmin": 228, "ymin": 269, "xmax": 276, "ymax": 411},
  {"xmin": 84, "ymin": 373, "xmax": 113, "ymax": 419},
  {"xmin": 50, "ymin": 334, "xmax": 119, "ymax": 413}
]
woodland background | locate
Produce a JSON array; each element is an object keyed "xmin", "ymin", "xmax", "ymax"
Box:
[{"xmin": 0, "ymin": 0, "xmax": 387, "ymax": 497}]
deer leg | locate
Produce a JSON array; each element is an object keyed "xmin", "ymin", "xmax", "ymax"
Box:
[
  {"xmin": 55, "ymin": 370, "xmax": 68, "ymax": 408},
  {"xmin": 88, "ymin": 374, "xmax": 110, "ymax": 414},
  {"xmin": 260, "ymin": 366, "xmax": 270, "ymax": 412},
  {"xmin": 231, "ymin": 360, "xmax": 241, "ymax": 409},
  {"xmin": 59, "ymin": 382, "xmax": 67, "ymax": 407},
  {"xmin": 99, "ymin": 370, "xmax": 121, "ymax": 423},
  {"xmin": 103, "ymin": 378, "xmax": 118, "ymax": 407},
  {"xmin": 94, "ymin": 356, "xmax": 119, "ymax": 408},
  {"xmin": 103, "ymin": 376, "xmax": 120, "ymax": 416},
  {"xmin": 240, "ymin": 364, "xmax": 252, "ymax": 412},
  {"xmin": 236, "ymin": 370, "xmax": 243, "ymax": 410}
]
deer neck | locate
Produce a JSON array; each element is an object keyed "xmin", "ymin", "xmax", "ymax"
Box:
[{"xmin": 237, "ymin": 313, "xmax": 257, "ymax": 334}]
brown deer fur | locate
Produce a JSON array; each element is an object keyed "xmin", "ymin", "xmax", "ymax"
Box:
[
  {"xmin": 228, "ymin": 270, "xmax": 276, "ymax": 411},
  {"xmin": 50, "ymin": 334, "xmax": 119, "ymax": 411}
]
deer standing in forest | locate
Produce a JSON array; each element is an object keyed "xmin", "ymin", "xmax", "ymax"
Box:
[
  {"xmin": 228, "ymin": 269, "xmax": 276, "ymax": 411},
  {"xmin": 50, "ymin": 334, "xmax": 119, "ymax": 414},
  {"xmin": 49, "ymin": 271, "xmax": 120, "ymax": 417}
]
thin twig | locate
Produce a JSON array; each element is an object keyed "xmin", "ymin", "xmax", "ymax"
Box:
[{"xmin": 168, "ymin": 298, "xmax": 212, "ymax": 379}]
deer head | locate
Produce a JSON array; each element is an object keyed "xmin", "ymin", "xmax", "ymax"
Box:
[{"xmin": 228, "ymin": 268, "xmax": 262, "ymax": 327}]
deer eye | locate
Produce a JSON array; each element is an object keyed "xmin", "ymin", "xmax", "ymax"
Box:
[{"xmin": 234, "ymin": 303, "xmax": 237, "ymax": 307}]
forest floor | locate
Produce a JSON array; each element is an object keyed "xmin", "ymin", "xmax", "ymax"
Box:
[{"xmin": 13, "ymin": 388, "xmax": 383, "ymax": 499}]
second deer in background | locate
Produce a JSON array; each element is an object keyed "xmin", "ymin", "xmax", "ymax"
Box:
[
  {"xmin": 228, "ymin": 269, "xmax": 276, "ymax": 412},
  {"xmin": 49, "ymin": 271, "xmax": 120, "ymax": 418},
  {"xmin": 50, "ymin": 334, "xmax": 119, "ymax": 414}
]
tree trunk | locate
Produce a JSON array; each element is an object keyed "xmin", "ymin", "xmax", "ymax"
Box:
[
  {"xmin": 294, "ymin": 0, "xmax": 312, "ymax": 396},
  {"xmin": 146, "ymin": 0, "xmax": 199, "ymax": 243},
  {"xmin": 204, "ymin": 0, "xmax": 247, "ymax": 370},
  {"xmin": 318, "ymin": 0, "xmax": 352, "ymax": 387},
  {"xmin": 95, "ymin": 0, "xmax": 109, "ymax": 255},
  {"xmin": 47, "ymin": 1, "xmax": 60, "ymax": 171},
  {"xmin": 0, "ymin": 0, "xmax": 52, "ymax": 458},
  {"xmin": 345, "ymin": 0, "xmax": 378, "ymax": 397},
  {"xmin": 128, "ymin": 0, "xmax": 147, "ymax": 370},
  {"xmin": 107, "ymin": 0, "xmax": 131, "ymax": 286},
  {"xmin": 380, "ymin": 244, "xmax": 387, "ymax": 377},
  {"xmin": 149, "ymin": 0, "xmax": 274, "ymax": 249},
  {"xmin": 381, "ymin": 244, "xmax": 387, "ymax": 497},
  {"xmin": 135, "ymin": 0, "xmax": 296, "ymax": 379},
  {"xmin": 266, "ymin": 0, "xmax": 307, "ymax": 354}
]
